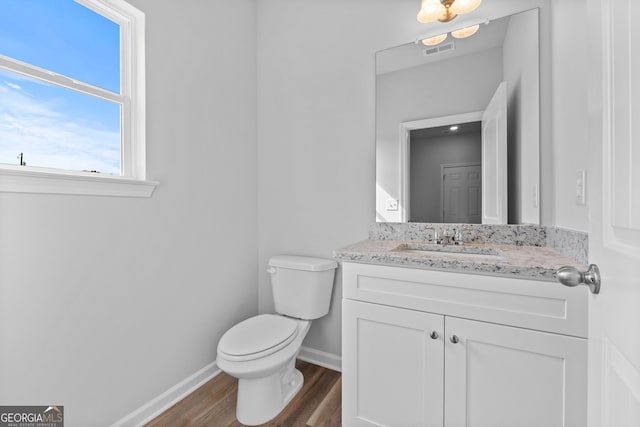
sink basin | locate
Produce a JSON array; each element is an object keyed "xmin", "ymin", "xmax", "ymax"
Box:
[{"xmin": 393, "ymin": 243, "xmax": 504, "ymax": 259}]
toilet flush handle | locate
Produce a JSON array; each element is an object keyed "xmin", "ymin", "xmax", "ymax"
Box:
[{"xmin": 267, "ymin": 267, "xmax": 277, "ymax": 275}]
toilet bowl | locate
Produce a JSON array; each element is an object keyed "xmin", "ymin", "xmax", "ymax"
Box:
[
  {"xmin": 217, "ymin": 314, "xmax": 311, "ymax": 425},
  {"xmin": 216, "ymin": 255, "xmax": 337, "ymax": 425}
]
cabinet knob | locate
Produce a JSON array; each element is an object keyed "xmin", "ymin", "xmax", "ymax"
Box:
[
  {"xmin": 449, "ymin": 335, "xmax": 460, "ymax": 344},
  {"xmin": 429, "ymin": 331, "xmax": 439, "ymax": 340}
]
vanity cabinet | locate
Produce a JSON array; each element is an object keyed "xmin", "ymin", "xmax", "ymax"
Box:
[{"xmin": 341, "ymin": 262, "xmax": 588, "ymax": 427}]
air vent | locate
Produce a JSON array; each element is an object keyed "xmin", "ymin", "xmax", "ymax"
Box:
[{"xmin": 423, "ymin": 41, "xmax": 455, "ymax": 56}]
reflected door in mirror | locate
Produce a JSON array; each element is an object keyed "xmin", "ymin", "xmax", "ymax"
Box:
[{"xmin": 443, "ymin": 164, "xmax": 481, "ymax": 223}]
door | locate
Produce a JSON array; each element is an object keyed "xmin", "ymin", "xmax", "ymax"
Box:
[
  {"xmin": 342, "ymin": 299, "xmax": 444, "ymax": 427},
  {"xmin": 587, "ymin": 0, "xmax": 640, "ymax": 425},
  {"xmin": 444, "ymin": 317, "xmax": 587, "ymax": 427},
  {"xmin": 481, "ymin": 82, "xmax": 508, "ymax": 224},
  {"xmin": 442, "ymin": 163, "xmax": 482, "ymax": 223}
]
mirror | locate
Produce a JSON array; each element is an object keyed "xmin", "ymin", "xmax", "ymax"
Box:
[{"xmin": 375, "ymin": 9, "xmax": 540, "ymax": 225}]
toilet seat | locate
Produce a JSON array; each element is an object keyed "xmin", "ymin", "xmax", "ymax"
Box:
[{"xmin": 218, "ymin": 314, "xmax": 298, "ymax": 362}]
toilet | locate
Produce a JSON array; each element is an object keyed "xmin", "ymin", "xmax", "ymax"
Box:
[{"xmin": 217, "ymin": 255, "xmax": 338, "ymax": 425}]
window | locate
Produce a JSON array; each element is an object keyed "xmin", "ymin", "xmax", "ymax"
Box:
[{"xmin": 0, "ymin": 0, "xmax": 155, "ymax": 197}]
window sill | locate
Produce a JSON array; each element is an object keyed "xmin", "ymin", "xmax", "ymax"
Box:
[{"xmin": 0, "ymin": 165, "xmax": 158, "ymax": 197}]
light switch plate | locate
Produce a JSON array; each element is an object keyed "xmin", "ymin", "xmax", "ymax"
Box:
[{"xmin": 576, "ymin": 169, "xmax": 586, "ymax": 205}]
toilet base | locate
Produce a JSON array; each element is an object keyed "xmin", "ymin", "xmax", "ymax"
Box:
[{"xmin": 236, "ymin": 367, "xmax": 304, "ymax": 425}]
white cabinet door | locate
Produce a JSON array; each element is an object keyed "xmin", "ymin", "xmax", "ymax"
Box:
[
  {"xmin": 342, "ymin": 299, "xmax": 444, "ymax": 427},
  {"xmin": 444, "ymin": 317, "xmax": 587, "ymax": 427}
]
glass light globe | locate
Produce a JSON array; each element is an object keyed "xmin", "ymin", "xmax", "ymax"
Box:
[
  {"xmin": 417, "ymin": 8, "xmax": 436, "ymax": 23},
  {"xmin": 449, "ymin": 0, "xmax": 481, "ymax": 15},
  {"xmin": 417, "ymin": 0, "xmax": 446, "ymax": 23},
  {"xmin": 451, "ymin": 24, "xmax": 480, "ymax": 39},
  {"xmin": 422, "ymin": 33, "xmax": 448, "ymax": 46}
]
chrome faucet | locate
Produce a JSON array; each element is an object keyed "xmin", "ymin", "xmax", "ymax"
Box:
[
  {"xmin": 424, "ymin": 226, "xmax": 465, "ymax": 245},
  {"xmin": 442, "ymin": 227, "xmax": 466, "ymax": 245},
  {"xmin": 442, "ymin": 228, "xmax": 454, "ymax": 245}
]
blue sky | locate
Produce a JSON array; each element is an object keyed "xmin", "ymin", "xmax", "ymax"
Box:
[{"xmin": 0, "ymin": 0, "xmax": 122, "ymax": 174}]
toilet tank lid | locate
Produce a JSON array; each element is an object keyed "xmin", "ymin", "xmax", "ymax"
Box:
[{"xmin": 269, "ymin": 255, "xmax": 338, "ymax": 272}]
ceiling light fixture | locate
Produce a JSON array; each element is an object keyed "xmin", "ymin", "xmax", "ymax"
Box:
[
  {"xmin": 449, "ymin": 125, "xmax": 459, "ymax": 131},
  {"xmin": 422, "ymin": 33, "xmax": 448, "ymax": 46},
  {"xmin": 451, "ymin": 24, "xmax": 480, "ymax": 38},
  {"xmin": 418, "ymin": 20, "xmax": 486, "ymax": 47},
  {"xmin": 417, "ymin": 0, "xmax": 482, "ymax": 24}
]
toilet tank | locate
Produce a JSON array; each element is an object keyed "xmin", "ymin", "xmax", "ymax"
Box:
[{"xmin": 268, "ymin": 255, "xmax": 338, "ymax": 320}]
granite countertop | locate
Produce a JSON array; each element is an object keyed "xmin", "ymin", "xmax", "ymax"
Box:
[{"xmin": 334, "ymin": 239, "xmax": 588, "ymax": 282}]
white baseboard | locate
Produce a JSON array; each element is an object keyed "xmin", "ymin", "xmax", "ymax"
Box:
[
  {"xmin": 298, "ymin": 346, "xmax": 342, "ymax": 372},
  {"xmin": 110, "ymin": 361, "xmax": 220, "ymax": 427}
]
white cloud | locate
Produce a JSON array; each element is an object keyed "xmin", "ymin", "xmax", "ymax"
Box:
[{"xmin": 0, "ymin": 76, "xmax": 120, "ymax": 174}]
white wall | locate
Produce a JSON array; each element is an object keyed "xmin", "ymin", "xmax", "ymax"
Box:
[
  {"xmin": 551, "ymin": 0, "xmax": 589, "ymax": 231},
  {"xmin": 0, "ymin": 1, "xmax": 258, "ymax": 425},
  {"xmin": 256, "ymin": 0, "xmax": 404, "ymax": 357}
]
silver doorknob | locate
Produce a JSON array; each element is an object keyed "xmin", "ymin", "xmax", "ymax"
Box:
[
  {"xmin": 449, "ymin": 335, "xmax": 459, "ymax": 344},
  {"xmin": 556, "ymin": 264, "xmax": 601, "ymax": 294},
  {"xmin": 430, "ymin": 331, "xmax": 439, "ymax": 340}
]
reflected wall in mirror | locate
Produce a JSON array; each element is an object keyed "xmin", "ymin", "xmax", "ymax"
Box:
[
  {"xmin": 410, "ymin": 121, "xmax": 482, "ymax": 223},
  {"xmin": 375, "ymin": 8, "xmax": 540, "ymax": 225}
]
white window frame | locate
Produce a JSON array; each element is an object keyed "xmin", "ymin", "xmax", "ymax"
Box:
[{"xmin": 0, "ymin": 0, "xmax": 157, "ymax": 197}]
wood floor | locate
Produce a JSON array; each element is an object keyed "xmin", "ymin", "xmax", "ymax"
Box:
[{"xmin": 145, "ymin": 360, "xmax": 341, "ymax": 427}]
